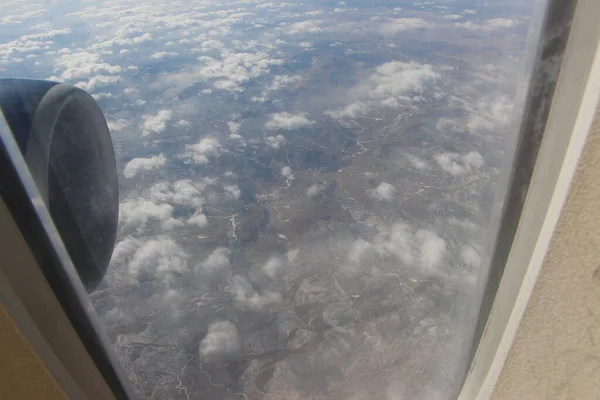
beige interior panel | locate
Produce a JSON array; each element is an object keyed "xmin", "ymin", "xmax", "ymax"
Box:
[
  {"xmin": 491, "ymin": 107, "xmax": 600, "ymax": 399},
  {"xmin": 0, "ymin": 303, "xmax": 67, "ymax": 400}
]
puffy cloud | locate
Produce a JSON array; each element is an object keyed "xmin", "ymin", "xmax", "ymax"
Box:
[
  {"xmin": 456, "ymin": 18, "xmax": 521, "ymax": 31},
  {"xmin": 286, "ymin": 20, "xmax": 324, "ymax": 34},
  {"xmin": 214, "ymin": 79, "xmax": 243, "ymax": 92},
  {"xmin": 281, "ymin": 166, "xmax": 292, "ymax": 177},
  {"xmin": 141, "ymin": 110, "xmax": 173, "ymax": 136},
  {"xmin": 223, "ymin": 185, "xmax": 241, "ymax": 200},
  {"xmin": 76, "ymin": 75, "xmax": 122, "ymax": 91},
  {"xmin": 374, "ymin": 223, "xmax": 447, "ymax": 272},
  {"xmin": 286, "ymin": 248, "xmax": 299, "ymax": 262},
  {"xmin": 146, "ymin": 180, "xmax": 207, "ymax": 208},
  {"xmin": 443, "ymin": 15, "xmax": 462, "ymax": 20},
  {"xmin": 201, "ymin": 248, "xmax": 231, "ymax": 273},
  {"xmin": 348, "ymin": 238, "xmax": 374, "ymax": 264},
  {"xmin": 261, "ymin": 258, "xmax": 282, "ymax": 278},
  {"xmin": 227, "ymin": 121, "xmax": 241, "ymax": 135},
  {"xmin": 265, "ymin": 134, "xmax": 286, "ymax": 149},
  {"xmin": 265, "ymin": 112, "xmax": 314, "ymax": 130},
  {"xmin": 182, "ymin": 137, "xmax": 223, "ymax": 164},
  {"xmin": 107, "ymin": 118, "xmax": 130, "ymax": 133},
  {"xmin": 299, "ymin": 41, "xmax": 313, "ymax": 48},
  {"xmin": 463, "ymin": 9, "xmax": 477, "ymax": 15},
  {"xmin": 187, "ymin": 211, "xmax": 208, "ymax": 227},
  {"xmin": 306, "ymin": 183, "xmax": 325, "ymax": 197},
  {"xmin": 230, "ymin": 275, "xmax": 281, "ymax": 311},
  {"xmin": 370, "ymin": 182, "xmax": 397, "ymax": 201},
  {"xmin": 416, "ymin": 230, "xmax": 447, "ymax": 271},
  {"xmin": 326, "ymin": 61, "xmax": 440, "ymax": 120},
  {"xmin": 20, "ymin": 28, "xmax": 72, "ymax": 41},
  {"xmin": 151, "ymin": 51, "xmax": 178, "ymax": 59},
  {"xmin": 407, "ymin": 155, "xmax": 430, "ymax": 171},
  {"xmin": 50, "ymin": 50, "xmax": 122, "ymax": 81},
  {"xmin": 461, "ymin": 245, "xmax": 481, "ymax": 268},
  {"xmin": 177, "ymin": 51, "xmax": 285, "ymax": 92},
  {"xmin": 119, "ymin": 199, "xmax": 183, "ymax": 232},
  {"xmin": 434, "ymin": 151, "xmax": 484, "ymax": 176},
  {"xmin": 325, "ymin": 101, "xmax": 369, "ymax": 120},
  {"xmin": 175, "ymin": 119, "xmax": 192, "ymax": 128},
  {"xmin": 466, "ymin": 95, "xmax": 513, "ymax": 135},
  {"xmin": 123, "ymin": 154, "xmax": 167, "ymax": 178},
  {"xmin": 267, "ymin": 75, "xmax": 303, "ymax": 91},
  {"xmin": 379, "ymin": 18, "xmax": 431, "ymax": 35},
  {"xmin": 128, "ymin": 237, "xmax": 188, "ymax": 278},
  {"xmin": 199, "ymin": 321, "xmax": 240, "ymax": 362},
  {"xmin": 486, "ymin": 18, "xmax": 522, "ymax": 29}
]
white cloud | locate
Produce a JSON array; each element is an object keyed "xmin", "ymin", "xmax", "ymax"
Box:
[
  {"xmin": 307, "ymin": 183, "xmax": 324, "ymax": 197},
  {"xmin": 76, "ymin": 75, "xmax": 122, "ymax": 91},
  {"xmin": 380, "ymin": 18, "xmax": 431, "ymax": 35},
  {"xmin": 325, "ymin": 101, "xmax": 369, "ymax": 120},
  {"xmin": 299, "ymin": 41, "xmax": 313, "ymax": 48},
  {"xmin": 374, "ymin": 223, "xmax": 447, "ymax": 272},
  {"xmin": 151, "ymin": 51, "xmax": 178, "ymax": 59},
  {"xmin": 51, "ymin": 50, "xmax": 122, "ymax": 81},
  {"xmin": 348, "ymin": 238, "xmax": 373, "ymax": 264},
  {"xmin": 461, "ymin": 245, "xmax": 481, "ymax": 268},
  {"xmin": 191, "ymin": 51, "xmax": 284, "ymax": 92},
  {"xmin": 434, "ymin": 151, "xmax": 484, "ymax": 176},
  {"xmin": 141, "ymin": 109, "xmax": 173, "ymax": 136},
  {"xmin": 370, "ymin": 182, "xmax": 397, "ymax": 201},
  {"xmin": 214, "ymin": 79, "xmax": 243, "ymax": 92},
  {"xmin": 187, "ymin": 211, "xmax": 208, "ymax": 227},
  {"xmin": 456, "ymin": 18, "xmax": 521, "ymax": 31},
  {"xmin": 466, "ymin": 95, "xmax": 513, "ymax": 134},
  {"xmin": 266, "ymin": 74, "xmax": 303, "ymax": 91},
  {"xmin": 201, "ymin": 248, "xmax": 231, "ymax": 273},
  {"xmin": 223, "ymin": 185, "xmax": 241, "ymax": 200},
  {"xmin": 416, "ymin": 229, "xmax": 447, "ymax": 271},
  {"xmin": 20, "ymin": 28, "xmax": 72, "ymax": 41},
  {"xmin": 176, "ymin": 119, "xmax": 192, "ymax": 128},
  {"xmin": 128, "ymin": 237, "xmax": 188, "ymax": 279},
  {"xmin": 119, "ymin": 199, "xmax": 183, "ymax": 232},
  {"xmin": 281, "ymin": 166, "xmax": 292, "ymax": 177},
  {"xmin": 265, "ymin": 112, "xmax": 314, "ymax": 130},
  {"xmin": 124, "ymin": 154, "xmax": 167, "ymax": 178},
  {"xmin": 107, "ymin": 118, "xmax": 130, "ymax": 133},
  {"xmin": 230, "ymin": 275, "xmax": 281, "ymax": 311},
  {"xmin": 199, "ymin": 321, "xmax": 241, "ymax": 362},
  {"xmin": 407, "ymin": 155, "xmax": 430, "ymax": 171},
  {"xmin": 146, "ymin": 180, "xmax": 207, "ymax": 208},
  {"xmin": 182, "ymin": 137, "xmax": 223, "ymax": 164},
  {"xmin": 443, "ymin": 15, "xmax": 462, "ymax": 20},
  {"xmin": 463, "ymin": 9, "xmax": 477, "ymax": 14},
  {"xmin": 326, "ymin": 61, "xmax": 440, "ymax": 120},
  {"xmin": 286, "ymin": 248, "xmax": 299, "ymax": 262},
  {"xmin": 228, "ymin": 121, "xmax": 241, "ymax": 134},
  {"xmin": 286, "ymin": 20, "xmax": 324, "ymax": 34},
  {"xmin": 485, "ymin": 18, "xmax": 522, "ymax": 29},
  {"xmin": 261, "ymin": 258, "xmax": 282, "ymax": 278},
  {"xmin": 265, "ymin": 134, "xmax": 286, "ymax": 149}
]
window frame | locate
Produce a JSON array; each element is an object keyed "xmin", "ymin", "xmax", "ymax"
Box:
[{"xmin": 0, "ymin": 0, "xmax": 598, "ymax": 399}]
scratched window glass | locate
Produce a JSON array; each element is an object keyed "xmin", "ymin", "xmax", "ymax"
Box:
[{"xmin": 1, "ymin": 0, "xmax": 543, "ymax": 399}]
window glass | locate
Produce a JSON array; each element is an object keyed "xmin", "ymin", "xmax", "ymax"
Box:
[{"xmin": 0, "ymin": 1, "xmax": 545, "ymax": 399}]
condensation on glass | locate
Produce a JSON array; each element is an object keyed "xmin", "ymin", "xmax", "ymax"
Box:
[{"xmin": 0, "ymin": 1, "xmax": 549, "ymax": 399}]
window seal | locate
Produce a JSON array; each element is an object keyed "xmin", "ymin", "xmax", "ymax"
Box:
[
  {"xmin": 456, "ymin": 0, "xmax": 600, "ymax": 397},
  {"xmin": 0, "ymin": 117, "xmax": 137, "ymax": 400}
]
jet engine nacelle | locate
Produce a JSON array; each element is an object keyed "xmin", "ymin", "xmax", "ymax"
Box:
[{"xmin": 0, "ymin": 79, "xmax": 118, "ymax": 293}]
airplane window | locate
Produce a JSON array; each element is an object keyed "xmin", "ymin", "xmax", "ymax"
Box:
[{"xmin": 0, "ymin": 0, "xmax": 550, "ymax": 399}]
